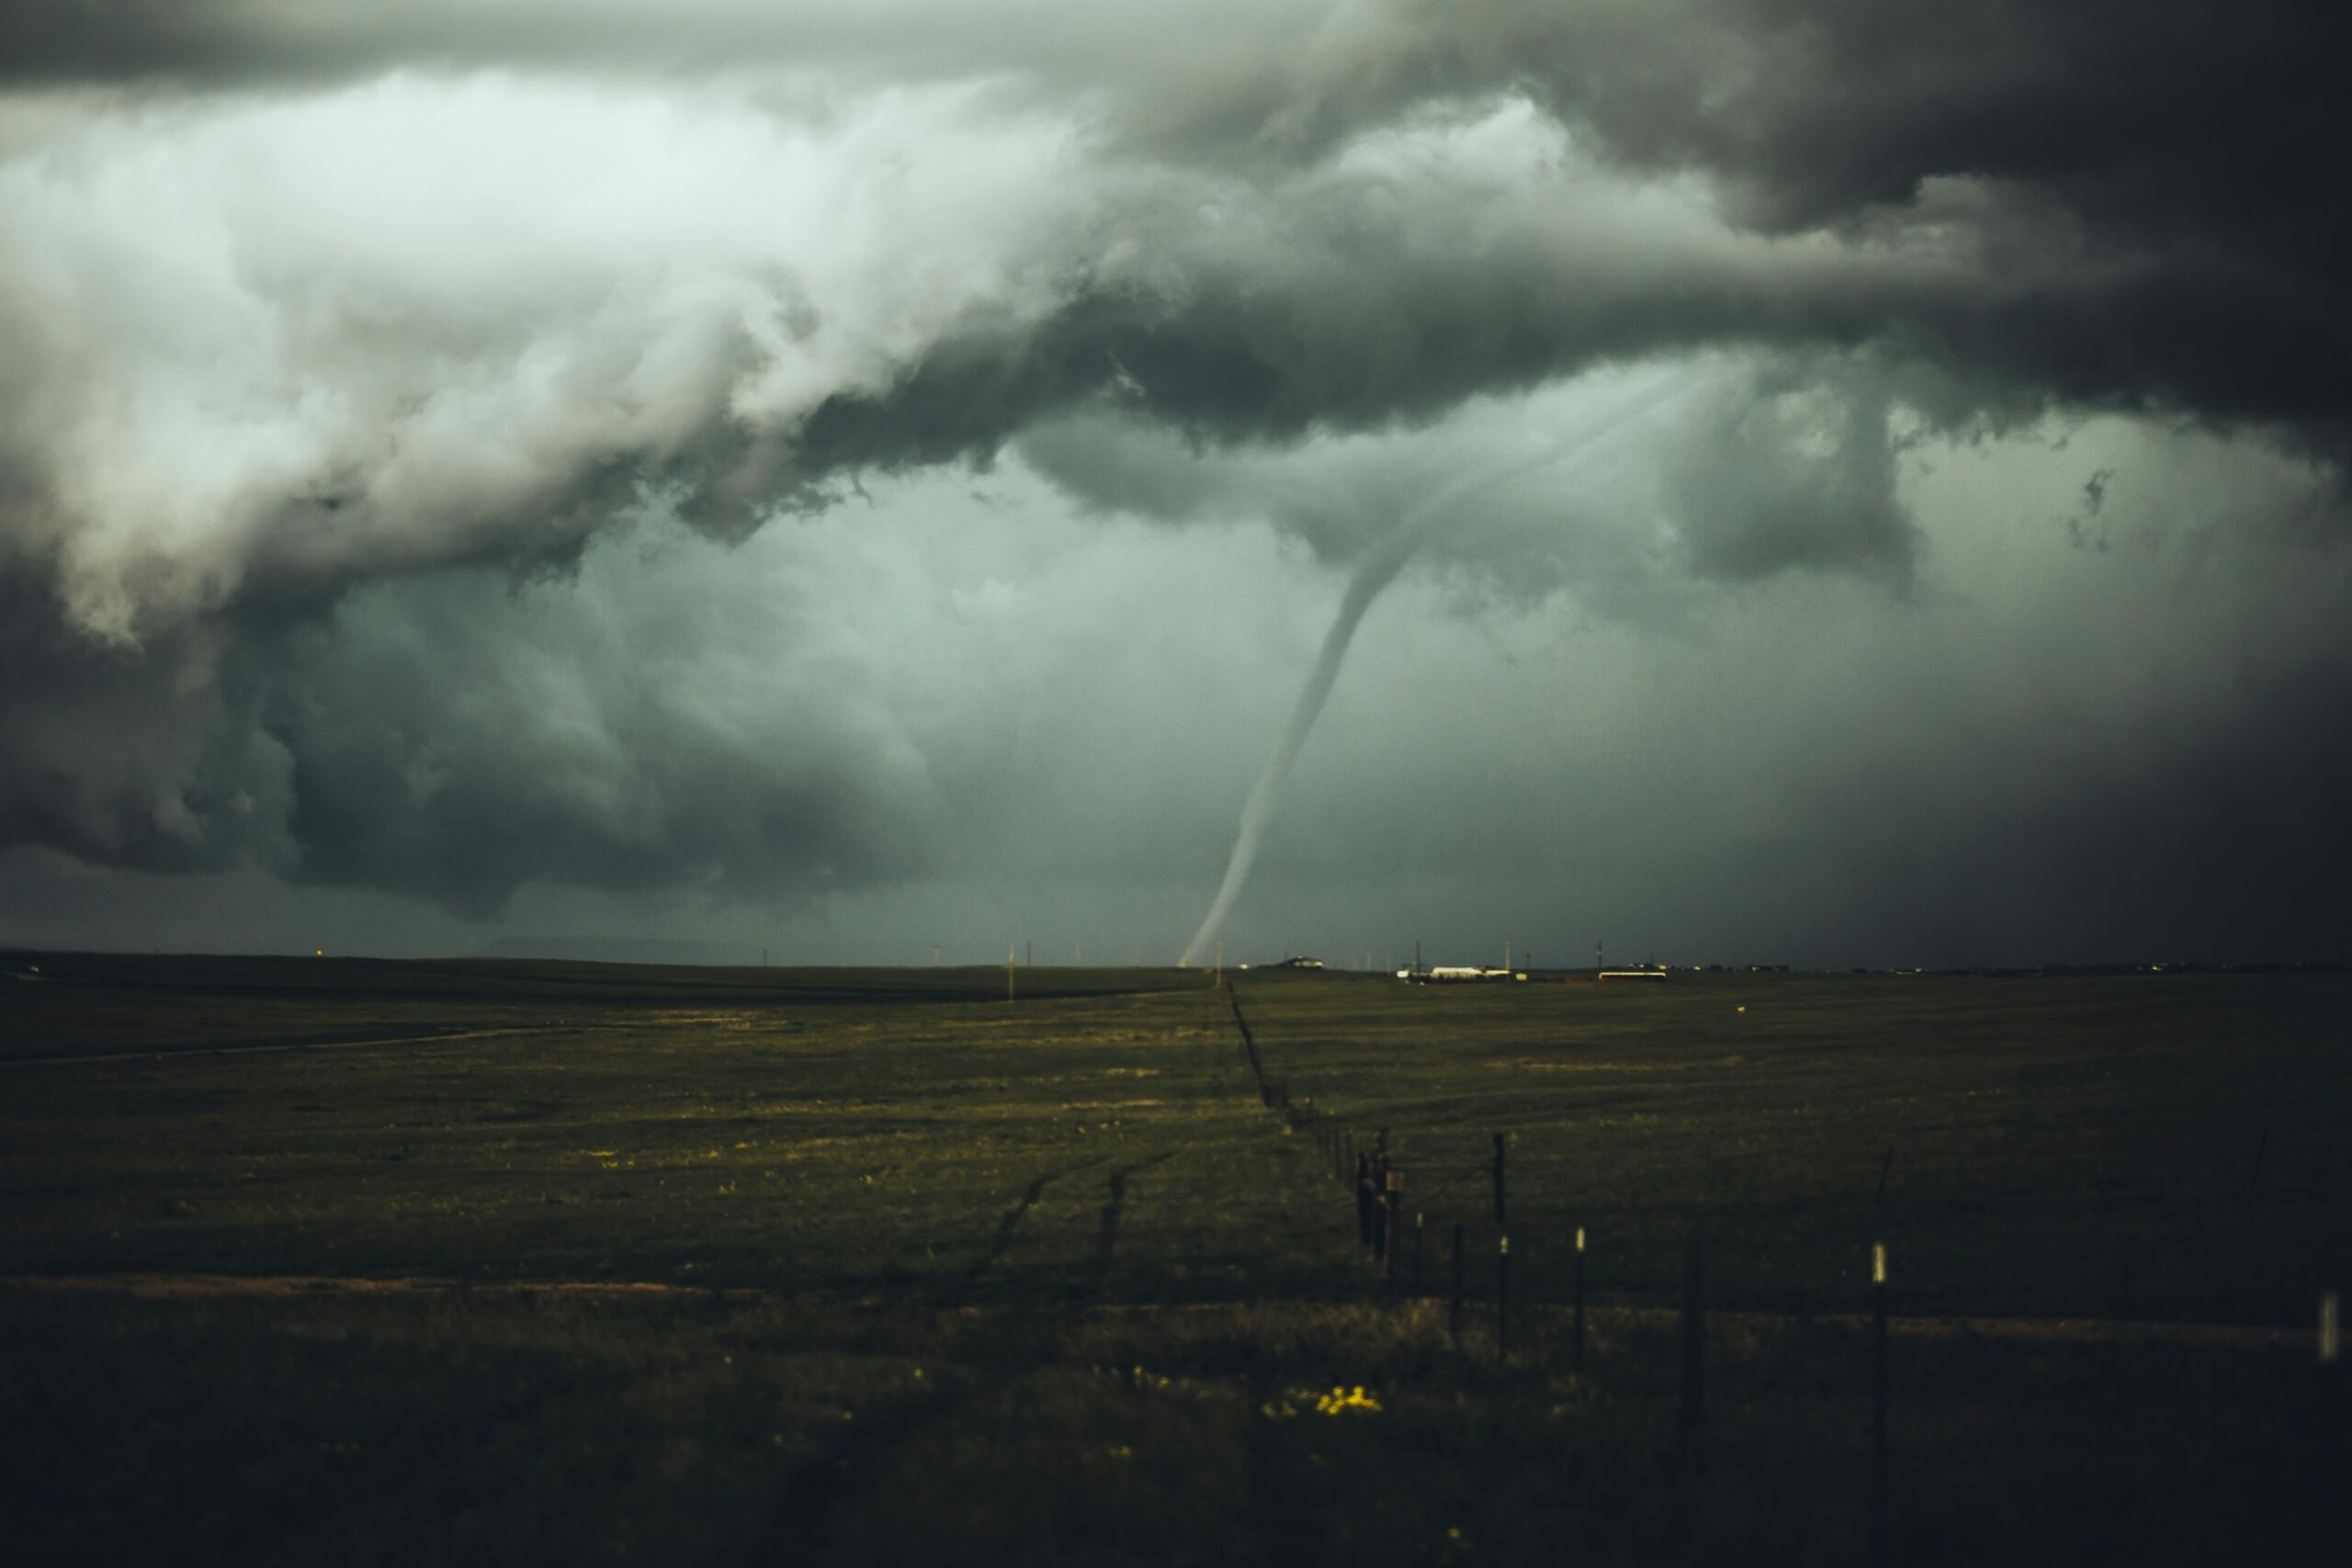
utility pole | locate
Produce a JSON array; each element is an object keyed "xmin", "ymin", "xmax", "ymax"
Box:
[
  {"xmin": 932, "ymin": 944, "xmax": 941, "ymax": 966},
  {"xmin": 1007, "ymin": 942, "xmax": 1016, "ymax": 1003}
]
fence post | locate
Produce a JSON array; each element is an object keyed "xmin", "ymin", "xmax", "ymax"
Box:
[
  {"xmin": 1573, "ymin": 1224, "xmax": 1586, "ymax": 1376},
  {"xmin": 1450, "ymin": 1223, "xmax": 1464, "ymax": 1349},
  {"xmin": 1872, "ymin": 1241, "xmax": 1889, "ymax": 1567},
  {"xmin": 1679, "ymin": 1228, "xmax": 1704, "ymax": 1478},
  {"xmin": 1492, "ymin": 1132, "xmax": 1507, "ymax": 1229},
  {"xmin": 1374, "ymin": 1170, "xmax": 1392, "ymax": 1279},
  {"xmin": 1496, "ymin": 1241, "xmax": 1514, "ymax": 1363}
]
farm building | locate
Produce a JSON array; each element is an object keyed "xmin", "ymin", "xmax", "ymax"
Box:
[{"xmin": 1404, "ymin": 966, "xmax": 1524, "ymax": 983}]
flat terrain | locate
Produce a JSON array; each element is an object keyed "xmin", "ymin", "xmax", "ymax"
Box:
[{"xmin": 2, "ymin": 953, "xmax": 2346, "ymax": 1564}]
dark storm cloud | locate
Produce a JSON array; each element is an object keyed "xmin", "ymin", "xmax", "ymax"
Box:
[
  {"xmin": 0, "ymin": 565, "xmax": 285, "ymax": 876},
  {"xmin": 1014, "ymin": 352, "xmax": 1917, "ymax": 590},
  {"xmin": 266, "ymin": 575, "xmax": 933, "ymax": 916},
  {"xmin": 0, "ymin": 2, "xmax": 2347, "ymax": 935},
  {"xmin": 0, "ymin": 515, "xmax": 947, "ymax": 915},
  {"xmin": 1829, "ymin": 649, "xmax": 2352, "ymax": 967}
]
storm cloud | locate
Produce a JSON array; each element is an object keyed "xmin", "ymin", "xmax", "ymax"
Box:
[{"xmin": 1, "ymin": 2, "xmax": 2346, "ymax": 962}]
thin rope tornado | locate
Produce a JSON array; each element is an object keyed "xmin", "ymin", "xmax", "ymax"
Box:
[{"xmin": 1178, "ymin": 376, "xmax": 1690, "ymax": 967}]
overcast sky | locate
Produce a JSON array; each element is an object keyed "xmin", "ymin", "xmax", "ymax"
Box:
[{"xmin": 3, "ymin": 1, "xmax": 2347, "ymax": 969}]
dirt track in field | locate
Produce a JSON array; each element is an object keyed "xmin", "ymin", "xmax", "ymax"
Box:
[
  {"xmin": 0, "ymin": 1271, "xmax": 2320, "ymax": 1351},
  {"xmin": 0, "ymin": 1024, "xmax": 564, "ymax": 1069}
]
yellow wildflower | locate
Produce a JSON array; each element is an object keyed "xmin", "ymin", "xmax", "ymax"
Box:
[{"xmin": 1314, "ymin": 1384, "xmax": 1383, "ymax": 1415}]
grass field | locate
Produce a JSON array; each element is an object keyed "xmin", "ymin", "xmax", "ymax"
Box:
[{"xmin": 2, "ymin": 953, "xmax": 2346, "ymax": 1563}]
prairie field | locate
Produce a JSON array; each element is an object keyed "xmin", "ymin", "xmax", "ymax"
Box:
[{"xmin": 2, "ymin": 953, "xmax": 2346, "ymax": 1564}]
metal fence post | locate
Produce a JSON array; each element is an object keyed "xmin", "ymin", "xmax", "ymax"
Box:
[
  {"xmin": 1497, "ymin": 1230, "xmax": 1510, "ymax": 1362},
  {"xmin": 1679, "ymin": 1228, "xmax": 1704, "ymax": 1478},
  {"xmin": 1872, "ymin": 1241, "xmax": 1888, "ymax": 1566},
  {"xmin": 1573, "ymin": 1224, "xmax": 1586, "ymax": 1375},
  {"xmin": 1374, "ymin": 1170, "xmax": 1392, "ymax": 1279},
  {"xmin": 1450, "ymin": 1223, "xmax": 1464, "ymax": 1349},
  {"xmin": 1492, "ymin": 1132, "xmax": 1507, "ymax": 1228}
]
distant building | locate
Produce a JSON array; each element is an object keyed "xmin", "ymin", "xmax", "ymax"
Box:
[
  {"xmin": 1596, "ymin": 968, "xmax": 1668, "ymax": 983},
  {"xmin": 1276, "ymin": 956, "xmax": 1325, "ymax": 970}
]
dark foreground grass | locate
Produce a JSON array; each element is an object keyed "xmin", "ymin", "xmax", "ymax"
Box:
[
  {"xmin": 5, "ymin": 1288, "xmax": 2341, "ymax": 1566},
  {"xmin": 2, "ymin": 956, "xmax": 2346, "ymax": 1563}
]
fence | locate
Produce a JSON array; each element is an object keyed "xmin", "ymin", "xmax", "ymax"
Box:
[{"xmin": 1218, "ymin": 985, "xmax": 2345, "ymax": 1556}]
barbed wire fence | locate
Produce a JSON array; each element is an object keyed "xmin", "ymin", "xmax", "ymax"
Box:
[{"xmin": 1218, "ymin": 983, "xmax": 2345, "ymax": 1555}]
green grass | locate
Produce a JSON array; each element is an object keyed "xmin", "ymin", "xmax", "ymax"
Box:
[
  {"xmin": 2, "ymin": 956, "xmax": 2346, "ymax": 1563},
  {"xmin": 1235, "ymin": 968, "xmax": 2352, "ymax": 1322}
]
